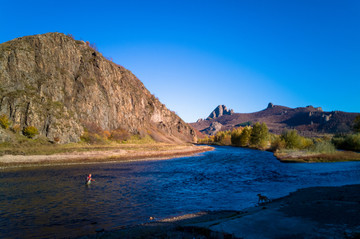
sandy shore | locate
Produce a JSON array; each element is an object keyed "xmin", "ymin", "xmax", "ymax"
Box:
[
  {"xmin": 0, "ymin": 144, "xmax": 213, "ymax": 169},
  {"xmin": 82, "ymin": 184, "xmax": 360, "ymax": 239}
]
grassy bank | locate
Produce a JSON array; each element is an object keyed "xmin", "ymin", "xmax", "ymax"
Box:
[
  {"xmin": 274, "ymin": 149, "xmax": 360, "ymax": 163},
  {"xmin": 0, "ymin": 128, "xmax": 213, "ymax": 168},
  {"xmin": 0, "ymin": 138, "xmax": 175, "ymax": 156}
]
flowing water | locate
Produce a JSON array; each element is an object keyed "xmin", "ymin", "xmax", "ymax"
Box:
[{"xmin": 0, "ymin": 146, "xmax": 360, "ymax": 238}]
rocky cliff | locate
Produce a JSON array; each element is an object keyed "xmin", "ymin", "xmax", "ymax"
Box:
[
  {"xmin": 207, "ymin": 105, "xmax": 233, "ymax": 120},
  {"xmin": 0, "ymin": 33, "xmax": 196, "ymax": 143}
]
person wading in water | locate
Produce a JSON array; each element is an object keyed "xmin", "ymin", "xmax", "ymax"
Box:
[{"xmin": 86, "ymin": 174, "xmax": 95, "ymax": 185}]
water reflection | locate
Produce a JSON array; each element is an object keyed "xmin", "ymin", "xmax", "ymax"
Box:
[{"xmin": 0, "ymin": 146, "xmax": 359, "ymax": 238}]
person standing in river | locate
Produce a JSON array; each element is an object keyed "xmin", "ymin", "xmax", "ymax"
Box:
[{"xmin": 86, "ymin": 174, "xmax": 95, "ymax": 184}]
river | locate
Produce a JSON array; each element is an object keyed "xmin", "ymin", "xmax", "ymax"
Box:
[{"xmin": 0, "ymin": 146, "xmax": 359, "ymax": 238}]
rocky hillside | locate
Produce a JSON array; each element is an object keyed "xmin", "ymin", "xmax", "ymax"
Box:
[
  {"xmin": 192, "ymin": 103, "xmax": 359, "ymax": 136},
  {"xmin": 0, "ymin": 33, "xmax": 196, "ymax": 143}
]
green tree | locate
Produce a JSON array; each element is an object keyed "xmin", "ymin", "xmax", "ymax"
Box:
[
  {"xmin": 214, "ymin": 131, "xmax": 226, "ymax": 143},
  {"xmin": 239, "ymin": 126, "xmax": 252, "ymax": 147},
  {"xmin": 214, "ymin": 130, "xmax": 231, "ymax": 145},
  {"xmin": 250, "ymin": 122, "xmax": 269, "ymax": 148},
  {"xmin": 231, "ymin": 127, "xmax": 243, "ymax": 146}
]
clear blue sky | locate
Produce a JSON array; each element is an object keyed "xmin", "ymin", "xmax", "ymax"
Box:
[{"xmin": 1, "ymin": 0, "xmax": 359, "ymax": 122}]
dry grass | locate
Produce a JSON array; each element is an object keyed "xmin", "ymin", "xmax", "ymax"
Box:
[{"xmin": 275, "ymin": 150, "xmax": 360, "ymax": 163}]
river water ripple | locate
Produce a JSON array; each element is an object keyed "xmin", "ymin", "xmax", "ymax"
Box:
[{"xmin": 0, "ymin": 146, "xmax": 359, "ymax": 238}]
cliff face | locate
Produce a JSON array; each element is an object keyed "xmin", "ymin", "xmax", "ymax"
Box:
[
  {"xmin": 207, "ymin": 105, "xmax": 233, "ymax": 120},
  {"xmin": 0, "ymin": 33, "xmax": 195, "ymax": 143}
]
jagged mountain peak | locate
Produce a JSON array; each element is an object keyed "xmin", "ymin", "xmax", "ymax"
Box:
[{"xmin": 207, "ymin": 105, "xmax": 234, "ymax": 120}]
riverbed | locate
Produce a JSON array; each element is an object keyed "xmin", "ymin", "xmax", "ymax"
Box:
[{"xmin": 0, "ymin": 146, "xmax": 359, "ymax": 238}]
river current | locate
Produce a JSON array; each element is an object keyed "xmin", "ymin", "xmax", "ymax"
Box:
[{"xmin": 0, "ymin": 146, "xmax": 359, "ymax": 238}]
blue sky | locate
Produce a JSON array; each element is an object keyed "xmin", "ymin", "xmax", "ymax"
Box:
[{"xmin": 1, "ymin": 0, "xmax": 359, "ymax": 122}]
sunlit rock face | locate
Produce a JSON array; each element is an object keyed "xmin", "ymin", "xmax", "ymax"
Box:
[
  {"xmin": 207, "ymin": 105, "xmax": 233, "ymax": 120},
  {"xmin": 0, "ymin": 33, "xmax": 196, "ymax": 143}
]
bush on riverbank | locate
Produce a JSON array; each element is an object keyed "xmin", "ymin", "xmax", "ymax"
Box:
[
  {"xmin": 231, "ymin": 126, "xmax": 252, "ymax": 147},
  {"xmin": 332, "ymin": 133, "xmax": 360, "ymax": 152},
  {"xmin": 309, "ymin": 140, "xmax": 336, "ymax": 153},
  {"xmin": 214, "ymin": 130, "xmax": 232, "ymax": 145},
  {"xmin": 271, "ymin": 130, "xmax": 313, "ymax": 151}
]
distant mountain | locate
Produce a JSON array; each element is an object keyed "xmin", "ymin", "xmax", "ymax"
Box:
[
  {"xmin": 0, "ymin": 33, "xmax": 196, "ymax": 143},
  {"xmin": 191, "ymin": 103, "xmax": 360, "ymax": 136}
]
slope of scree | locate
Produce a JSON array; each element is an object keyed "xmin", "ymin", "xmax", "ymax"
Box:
[{"xmin": 0, "ymin": 32, "xmax": 196, "ymax": 143}]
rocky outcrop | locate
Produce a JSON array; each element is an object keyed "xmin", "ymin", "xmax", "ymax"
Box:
[
  {"xmin": 267, "ymin": 102, "xmax": 274, "ymax": 109},
  {"xmin": 207, "ymin": 105, "xmax": 233, "ymax": 120},
  {"xmin": 0, "ymin": 33, "xmax": 196, "ymax": 143},
  {"xmin": 201, "ymin": 122, "xmax": 223, "ymax": 135}
]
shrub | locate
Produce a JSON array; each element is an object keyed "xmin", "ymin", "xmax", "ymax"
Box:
[
  {"xmin": 103, "ymin": 130, "xmax": 111, "ymax": 139},
  {"xmin": 22, "ymin": 126, "xmax": 39, "ymax": 138},
  {"xmin": 0, "ymin": 114, "xmax": 10, "ymax": 129},
  {"xmin": 271, "ymin": 135, "xmax": 286, "ymax": 150},
  {"xmin": 332, "ymin": 136, "xmax": 345, "ymax": 148},
  {"xmin": 80, "ymin": 131, "xmax": 106, "ymax": 144},
  {"xmin": 110, "ymin": 128, "xmax": 130, "ymax": 142},
  {"xmin": 53, "ymin": 136, "xmax": 60, "ymax": 143},
  {"xmin": 310, "ymin": 140, "xmax": 336, "ymax": 153},
  {"xmin": 86, "ymin": 41, "xmax": 98, "ymax": 51},
  {"xmin": 300, "ymin": 136, "xmax": 314, "ymax": 149},
  {"xmin": 280, "ymin": 130, "xmax": 301, "ymax": 149},
  {"xmin": 334, "ymin": 133, "xmax": 360, "ymax": 151},
  {"xmin": 82, "ymin": 122, "xmax": 103, "ymax": 135}
]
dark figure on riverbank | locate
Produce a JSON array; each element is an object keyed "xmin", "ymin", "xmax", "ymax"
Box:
[{"xmin": 257, "ymin": 194, "xmax": 270, "ymax": 203}]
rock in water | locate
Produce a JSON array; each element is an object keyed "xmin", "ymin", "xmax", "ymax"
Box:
[{"xmin": 0, "ymin": 33, "xmax": 196, "ymax": 143}]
